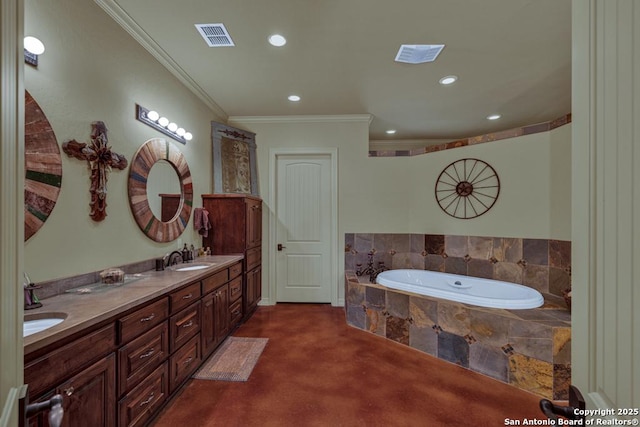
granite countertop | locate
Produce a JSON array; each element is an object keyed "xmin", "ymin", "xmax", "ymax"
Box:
[{"xmin": 23, "ymin": 255, "xmax": 244, "ymax": 356}]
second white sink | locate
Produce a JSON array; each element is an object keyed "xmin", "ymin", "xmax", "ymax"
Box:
[
  {"xmin": 24, "ymin": 314, "xmax": 66, "ymax": 337},
  {"xmin": 171, "ymin": 263, "xmax": 216, "ymax": 272}
]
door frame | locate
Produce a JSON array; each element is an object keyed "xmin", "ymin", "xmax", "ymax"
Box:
[{"xmin": 268, "ymin": 147, "xmax": 339, "ymax": 306}]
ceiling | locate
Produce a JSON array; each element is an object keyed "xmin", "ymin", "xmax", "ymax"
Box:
[{"xmin": 108, "ymin": 0, "xmax": 572, "ymax": 144}]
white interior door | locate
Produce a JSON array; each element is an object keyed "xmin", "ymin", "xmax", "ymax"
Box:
[{"xmin": 275, "ymin": 154, "xmax": 332, "ymax": 303}]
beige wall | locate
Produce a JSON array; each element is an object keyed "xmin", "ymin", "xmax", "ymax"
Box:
[
  {"xmin": 24, "ymin": 0, "xmax": 220, "ymax": 282},
  {"xmin": 231, "ymin": 117, "xmax": 571, "ymax": 304}
]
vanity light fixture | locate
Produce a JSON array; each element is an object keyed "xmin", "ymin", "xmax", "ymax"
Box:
[
  {"xmin": 288, "ymin": 95, "xmax": 301, "ymax": 102},
  {"xmin": 439, "ymin": 75, "xmax": 458, "ymax": 85},
  {"xmin": 24, "ymin": 36, "xmax": 45, "ymax": 67},
  {"xmin": 487, "ymin": 114, "xmax": 502, "ymax": 120},
  {"xmin": 268, "ymin": 34, "xmax": 287, "ymax": 47},
  {"xmin": 136, "ymin": 104, "xmax": 192, "ymax": 144}
]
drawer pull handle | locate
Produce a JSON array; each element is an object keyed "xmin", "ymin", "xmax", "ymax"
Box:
[
  {"xmin": 139, "ymin": 348, "xmax": 155, "ymax": 359},
  {"xmin": 182, "ymin": 320, "xmax": 193, "ymax": 329},
  {"xmin": 183, "ymin": 357, "xmax": 194, "ymax": 365},
  {"xmin": 232, "ymin": 310, "xmax": 241, "ymax": 315},
  {"xmin": 140, "ymin": 313, "xmax": 155, "ymax": 322},
  {"xmin": 64, "ymin": 386, "xmax": 74, "ymax": 396},
  {"xmin": 182, "ymin": 293, "xmax": 193, "ymax": 300},
  {"xmin": 139, "ymin": 393, "xmax": 155, "ymax": 407}
]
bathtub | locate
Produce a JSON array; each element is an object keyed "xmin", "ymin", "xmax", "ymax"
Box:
[{"xmin": 376, "ymin": 269, "xmax": 544, "ymax": 309}]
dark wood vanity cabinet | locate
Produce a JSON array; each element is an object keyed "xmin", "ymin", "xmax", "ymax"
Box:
[
  {"xmin": 202, "ymin": 194, "xmax": 262, "ymax": 320},
  {"xmin": 24, "ymin": 260, "xmax": 244, "ymax": 427}
]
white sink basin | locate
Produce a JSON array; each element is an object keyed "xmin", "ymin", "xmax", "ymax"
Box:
[
  {"xmin": 171, "ymin": 263, "xmax": 216, "ymax": 272},
  {"xmin": 24, "ymin": 313, "xmax": 66, "ymax": 337}
]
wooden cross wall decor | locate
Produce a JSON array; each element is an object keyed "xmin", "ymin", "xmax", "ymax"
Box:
[{"xmin": 62, "ymin": 121, "xmax": 128, "ymax": 221}]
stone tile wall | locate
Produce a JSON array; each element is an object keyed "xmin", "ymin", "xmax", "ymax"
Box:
[
  {"xmin": 345, "ymin": 272, "xmax": 571, "ymax": 400},
  {"xmin": 345, "ymin": 233, "xmax": 571, "ymax": 301}
]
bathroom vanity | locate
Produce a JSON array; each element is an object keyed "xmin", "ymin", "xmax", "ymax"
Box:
[{"xmin": 23, "ymin": 255, "xmax": 244, "ymax": 427}]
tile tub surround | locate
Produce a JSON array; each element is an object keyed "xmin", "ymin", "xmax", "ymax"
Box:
[
  {"xmin": 344, "ymin": 233, "xmax": 572, "ymax": 302},
  {"xmin": 345, "ymin": 271, "xmax": 571, "ymax": 400}
]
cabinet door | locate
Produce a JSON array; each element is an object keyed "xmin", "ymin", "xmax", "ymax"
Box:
[
  {"xmin": 246, "ymin": 266, "xmax": 262, "ymax": 313},
  {"xmin": 246, "ymin": 198, "xmax": 262, "ymax": 248},
  {"xmin": 214, "ymin": 285, "xmax": 230, "ymax": 340},
  {"xmin": 56, "ymin": 353, "xmax": 116, "ymax": 427},
  {"xmin": 201, "ymin": 293, "xmax": 216, "ymax": 356}
]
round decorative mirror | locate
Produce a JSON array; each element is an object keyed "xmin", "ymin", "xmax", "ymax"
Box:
[
  {"xmin": 435, "ymin": 158, "xmax": 500, "ymax": 219},
  {"xmin": 24, "ymin": 90, "xmax": 63, "ymax": 241},
  {"xmin": 128, "ymin": 138, "xmax": 193, "ymax": 242}
]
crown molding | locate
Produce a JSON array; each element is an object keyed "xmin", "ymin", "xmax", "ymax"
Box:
[
  {"xmin": 94, "ymin": 0, "xmax": 227, "ymax": 120},
  {"xmin": 229, "ymin": 114, "xmax": 373, "ymax": 124}
]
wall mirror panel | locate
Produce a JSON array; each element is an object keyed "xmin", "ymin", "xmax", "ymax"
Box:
[{"xmin": 128, "ymin": 138, "xmax": 193, "ymax": 242}]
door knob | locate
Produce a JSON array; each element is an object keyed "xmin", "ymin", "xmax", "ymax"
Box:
[
  {"xmin": 277, "ymin": 243, "xmax": 286, "ymax": 251},
  {"xmin": 539, "ymin": 385, "xmax": 585, "ymax": 423}
]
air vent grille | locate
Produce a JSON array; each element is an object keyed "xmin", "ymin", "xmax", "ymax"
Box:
[
  {"xmin": 395, "ymin": 44, "xmax": 445, "ymax": 64},
  {"xmin": 195, "ymin": 23, "xmax": 235, "ymax": 47}
]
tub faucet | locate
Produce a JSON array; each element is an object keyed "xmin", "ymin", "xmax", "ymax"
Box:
[{"xmin": 355, "ymin": 251, "xmax": 389, "ymax": 283}]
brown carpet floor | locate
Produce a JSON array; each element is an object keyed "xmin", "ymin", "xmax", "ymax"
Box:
[{"xmin": 151, "ymin": 303, "xmax": 545, "ymax": 426}]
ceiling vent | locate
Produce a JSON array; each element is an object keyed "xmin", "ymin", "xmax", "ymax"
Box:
[
  {"xmin": 394, "ymin": 44, "xmax": 445, "ymax": 64},
  {"xmin": 195, "ymin": 23, "xmax": 235, "ymax": 47}
]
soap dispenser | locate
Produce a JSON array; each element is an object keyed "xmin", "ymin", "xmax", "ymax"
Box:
[{"xmin": 182, "ymin": 243, "xmax": 190, "ymax": 262}]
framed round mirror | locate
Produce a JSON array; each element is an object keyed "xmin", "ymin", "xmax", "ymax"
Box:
[
  {"xmin": 128, "ymin": 138, "xmax": 193, "ymax": 242},
  {"xmin": 24, "ymin": 90, "xmax": 63, "ymax": 241}
]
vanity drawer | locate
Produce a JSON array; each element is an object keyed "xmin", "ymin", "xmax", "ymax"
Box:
[
  {"xmin": 229, "ymin": 298, "xmax": 243, "ymax": 328},
  {"xmin": 229, "ymin": 261, "xmax": 243, "ymax": 280},
  {"xmin": 169, "ymin": 301, "xmax": 201, "ymax": 352},
  {"xmin": 25, "ymin": 324, "xmax": 117, "ymax": 398},
  {"xmin": 119, "ymin": 298, "xmax": 168, "ymax": 344},
  {"xmin": 169, "ymin": 334, "xmax": 201, "ymax": 393},
  {"xmin": 170, "ymin": 282, "xmax": 201, "ymax": 314},
  {"xmin": 246, "ymin": 246, "xmax": 261, "ymax": 271},
  {"xmin": 118, "ymin": 361, "xmax": 169, "ymax": 427},
  {"xmin": 202, "ymin": 269, "xmax": 228, "ymax": 294},
  {"xmin": 229, "ymin": 276, "xmax": 242, "ymax": 302},
  {"xmin": 118, "ymin": 322, "xmax": 169, "ymax": 396}
]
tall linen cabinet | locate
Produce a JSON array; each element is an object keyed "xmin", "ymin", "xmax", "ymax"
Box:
[{"xmin": 201, "ymin": 194, "xmax": 262, "ymax": 322}]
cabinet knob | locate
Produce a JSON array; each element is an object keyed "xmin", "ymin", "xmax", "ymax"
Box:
[{"xmin": 64, "ymin": 386, "xmax": 74, "ymax": 396}]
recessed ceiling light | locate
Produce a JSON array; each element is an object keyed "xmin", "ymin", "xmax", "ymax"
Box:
[
  {"xmin": 487, "ymin": 114, "xmax": 501, "ymax": 120},
  {"xmin": 386, "ymin": 129, "xmax": 397, "ymax": 135},
  {"xmin": 288, "ymin": 95, "xmax": 301, "ymax": 102},
  {"xmin": 439, "ymin": 75, "xmax": 458, "ymax": 85},
  {"xmin": 268, "ymin": 34, "xmax": 287, "ymax": 47}
]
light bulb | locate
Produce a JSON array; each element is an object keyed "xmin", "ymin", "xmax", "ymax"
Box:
[
  {"xmin": 24, "ymin": 36, "xmax": 45, "ymax": 55},
  {"xmin": 288, "ymin": 95, "xmax": 301, "ymax": 102},
  {"xmin": 158, "ymin": 117, "xmax": 169, "ymax": 127},
  {"xmin": 147, "ymin": 110, "xmax": 159, "ymax": 121},
  {"xmin": 176, "ymin": 128, "xmax": 186, "ymax": 137},
  {"xmin": 487, "ymin": 114, "xmax": 501, "ymax": 121},
  {"xmin": 184, "ymin": 132, "xmax": 193, "ymax": 141},
  {"xmin": 168, "ymin": 122, "xmax": 178, "ymax": 132}
]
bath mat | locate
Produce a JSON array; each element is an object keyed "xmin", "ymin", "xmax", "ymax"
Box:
[{"xmin": 193, "ymin": 337, "xmax": 268, "ymax": 382}]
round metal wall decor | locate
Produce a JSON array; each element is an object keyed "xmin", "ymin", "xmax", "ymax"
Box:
[{"xmin": 435, "ymin": 158, "xmax": 500, "ymax": 219}]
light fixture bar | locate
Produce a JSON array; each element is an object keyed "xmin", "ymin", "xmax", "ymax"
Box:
[{"xmin": 135, "ymin": 104, "xmax": 191, "ymax": 144}]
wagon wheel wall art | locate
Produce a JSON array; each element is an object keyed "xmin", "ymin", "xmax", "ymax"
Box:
[
  {"xmin": 24, "ymin": 91, "xmax": 63, "ymax": 241},
  {"xmin": 434, "ymin": 158, "xmax": 500, "ymax": 219}
]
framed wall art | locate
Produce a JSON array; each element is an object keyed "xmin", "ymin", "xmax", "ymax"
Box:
[{"xmin": 211, "ymin": 122, "xmax": 258, "ymax": 196}]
